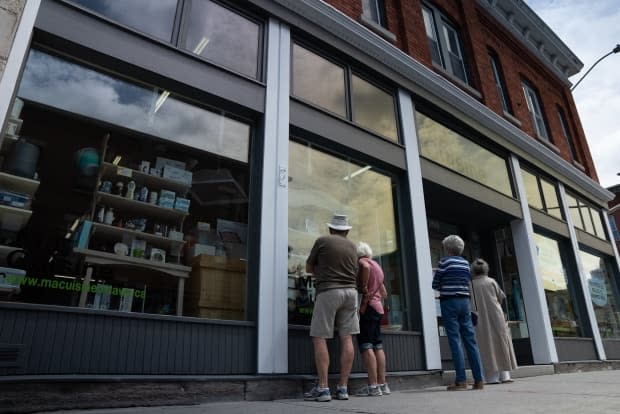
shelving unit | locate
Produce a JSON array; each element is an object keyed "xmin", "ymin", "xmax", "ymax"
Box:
[
  {"xmin": 96, "ymin": 192, "xmax": 188, "ymax": 221},
  {"xmin": 0, "ymin": 204, "xmax": 33, "ymax": 232},
  {"xmin": 101, "ymin": 162, "xmax": 190, "ymax": 195},
  {"xmin": 0, "ymin": 171, "xmax": 40, "ymax": 197},
  {"xmin": 91, "ymin": 222, "xmax": 185, "ymax": 249}
]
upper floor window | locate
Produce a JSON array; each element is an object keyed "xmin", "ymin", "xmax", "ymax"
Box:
[
  {"xmin": 362, "ymin": 0, "xmax": 387, "ymax": 28},
  {"xmin": 489, "ymin": 50, "xmax": 512, "ymax": 115},
  {"xmin": 566, "ymin": 192, "xmax": 608, "ymax": 240},
  {"xmin": 291, "ymin": 43, "xmax": 399, "ymax": 142},
  {"xmin": 557, "ymin": 106, "xmax": 579, "ymax": 161},
  {"xmin": 422, "ymin": 4, "xmax": 469, "ymax": 84},
  {"xmin": 520, "ymin": 168, "xmax": 562, "ymax": 219},
  {"xmin": 521, "ymin": 80, "xmax": 549, "ymax": 141},
  {"xmin": 67, "ymin": 0, "xmax": 261, "ymax": 79}
]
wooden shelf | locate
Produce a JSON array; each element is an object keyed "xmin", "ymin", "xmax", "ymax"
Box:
[
  {"xmin": 0, "ymin": 204, "xmax": 32, "ymax": 232},
  {"xmin": 0, "ymin": 171, "xmax": 40, "ymax": 197},
  {"xmin": 73, "ymin": 247, "xmax": 191, "ymax": 277},
  {"xmin": 96, "ymin": 192, "xmax": 188, "ymax": 222},
  {"xmin": 101, "ymin": 162, "xmax": 190, "ymax": 195},
  {"xmin": 91, "ymin": 222, "xmax": 185, "ymax": 248}
]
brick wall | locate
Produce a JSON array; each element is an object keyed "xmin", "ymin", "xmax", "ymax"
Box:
[
  {"xmin": 323, "ymin": 0, "xmax": 599, "ymax": 182},
  {"xmin": 0, "ymin": 0, "xmax": 26, "ymax": 82}
]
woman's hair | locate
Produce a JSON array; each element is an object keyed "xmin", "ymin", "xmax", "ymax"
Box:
[
  {"xmin": 471, "ymin": 258, "xmax": 489, "ymax": 275},
  {"xmin": 357, "ymin": 241, "xmax": 373, "ymax": 258},
  {"xmin": 442, "ymin": 235, "xmax": 465, "ymax": 256}
]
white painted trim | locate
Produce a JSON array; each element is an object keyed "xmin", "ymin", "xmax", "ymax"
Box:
[
  {"xmin": 257, "ymin": 18, "xmax": 290, "ymax": 373},
  {"xmin": 557, "ymin": 183, "xmax": 606, "ymax": 360},
  {"xmin": 0, "ymin": 0, "xmax": 41, "ymax": 136},
  {"xmin": 509, "ymin": 155, "xmax": 558, "ymax": 363},
  {"xmin": 399, "ymin": 89, "xmax": 441, "ymax": 370}
]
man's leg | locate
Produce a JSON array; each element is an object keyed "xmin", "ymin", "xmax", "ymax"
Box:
[
  {"xmin": 375, "ymin": 348, "xmax": 386, "ymax": 385},
  {"xmin": 361, "ymin": 348, "xmax": 378, "ymax": 384},
  {"xmin": 312, "ymin": 336, "xmax": 330, "ymax": 388},
  {"xmin": 339, "ymin": 334, "xmax": 354, "ymax": 387},
  {"xmin": 441, "ymin": 299, "xmax": 466, "ymax": 384}
]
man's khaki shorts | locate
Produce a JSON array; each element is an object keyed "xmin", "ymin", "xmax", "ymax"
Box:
[{"xmin": 310, "ymin": 288, "xmax": 360, "ymax": 338}]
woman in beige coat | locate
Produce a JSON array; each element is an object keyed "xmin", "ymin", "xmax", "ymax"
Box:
[{"xmin": 471, "ymin": 258, "xmax": 518, "ymax": 384}]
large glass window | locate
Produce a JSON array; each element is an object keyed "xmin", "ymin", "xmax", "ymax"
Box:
[
  {"xmin": 422, "ymin": 3, "xmax": 469, "ymax": 84},
  {"xmin": 534, "ymin": 233, "xmax": 584, "ymax": 337},
  {"xmin": 415, "ymin": 111, "xmax": 513, "ymax": 197},
  {"xmin": 1, "ymin": 49, "xmax": 252, "ymax": 321},
  {"xmin": 566, "ymin": 191, "xmax": 607, "ymax": 240},
  {"xmin": 67, "ymin": 0, "xmax": 262, "ymax": 80},
  {"xmin": 69, "ymin": 0, "xmax": 178, "ymax": 42},
  {"xmin": 288, "ymin": 141, "xmax": 405, "ymax": 330},
  {"xmin": 180, "ymin": 0, "xmax": 260, "ymax": 78},
  {"xmin": 291, "ymin": 44, "xmax": 398, "ymax": 142},
  {"xmin": 580, "ymin": 250, "xmax": 620, "ymax": 339},
  {"xmin": 520, "ymin": 167, "xmax": 563, "ymax": 219}
]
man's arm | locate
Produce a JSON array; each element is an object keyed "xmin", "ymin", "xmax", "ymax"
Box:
[{"xmin": 380, "ymin": 283, "xmax": 387, "ymax": 299}]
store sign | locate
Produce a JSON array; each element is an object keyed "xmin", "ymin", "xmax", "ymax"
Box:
[{"xmin": 589, "ymin": 270, "xmax": 608, "ymax": 307}]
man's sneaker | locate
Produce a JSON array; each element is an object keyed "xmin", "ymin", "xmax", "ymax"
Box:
[
  {"xmin": 355, "ymin": 385, "xmax": 383, "ymax": 397},
  {"xmin": 379, "ymin": 383, "xmax": 391, "ymax": 395},
  {"xmin": 336, "ymin": 385, "xmax": 349, "ymax": 400},
  {"xmin": 303, "ymin": 386, "xmax": 332, "ymax": 402}
]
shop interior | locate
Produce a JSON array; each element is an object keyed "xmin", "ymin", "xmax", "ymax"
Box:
[{"xmin": 0, "ymin": 99, "xmax": 250, "ymax": 319}]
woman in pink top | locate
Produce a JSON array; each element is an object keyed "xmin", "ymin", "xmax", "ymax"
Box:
[{"xmin": 355, "ymin": 242, "xmax": 390, "ymax": 397}]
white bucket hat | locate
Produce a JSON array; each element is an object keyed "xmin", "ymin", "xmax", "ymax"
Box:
[{"xmin": 327, "ymin": 213, "xmax": 352, "ymax": 231}]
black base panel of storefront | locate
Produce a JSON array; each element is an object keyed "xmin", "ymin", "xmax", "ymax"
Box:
[
  {"xmin": 288, "ymin": 325, "xmax": 426, "ymax": 374},
  {"xmin": 554, "ymin": 337, "xmax": 598, "ymax": 362},
  {"xmin": 603, "ymin": 339, "xmax": 620, "ymax": 360},
  {"xmin": 0, "ymin": 303, "xmax": 255, "ymax": 376}
]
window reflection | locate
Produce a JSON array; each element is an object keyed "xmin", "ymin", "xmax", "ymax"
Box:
[
  {"xmin": 534, "ymin": 233, "xmax": 583, "ymax": 337},
  {"xmin": 180, "ymin": 0, "xmax": 260, "ymax": 78},
  {"xmin": 590, "ymin": 208, "xmax": 606, "ymax": 239},
  {"xmin": 415, "ymin": 112, "xmax": 513, "ymax": 197},
  {"xmin": 288, "ymin": 141, "xmax": 405, "ymax": 330},
  {"xmin": 18, "ymin": 49, "xmax": 250, "ymax": 163},
  {"xmin": 291, "ymin": 44, "xmax": 346, "ymax": 117},
  {"xmin": 69, "ymin": 0, "xmax": 178, "ymax": 42},
  {"xmin": 566, "ymin": 193, "xmax": 583, "ymax": 230},
  {"xmin": 521, "ymin": 169, "xmax": 543, "ymax": 210},
  {"xmin": 351, "ymin": 75, "xmax": 398, "ymax": 141},
  {"xmin": 541, "ymin": 179, "xmax": 562, "ymax": 219},
  {"xmin": 580, "ymin": 250, "xmax": 620, "ymax": 339}
]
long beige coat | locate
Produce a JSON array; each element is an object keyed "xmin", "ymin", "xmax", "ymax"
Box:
[{"xmin": 471, "ymin": 274, "xmax": 517, "ymax": 378}]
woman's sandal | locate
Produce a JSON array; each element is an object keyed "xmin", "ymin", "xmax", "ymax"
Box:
[{"xmin": 501, "ymin": 379, "xmax": 514, "ymax": 384}]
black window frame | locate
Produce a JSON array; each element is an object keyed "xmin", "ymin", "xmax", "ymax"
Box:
[
  {"xmin": 488, "ymin": 49, "xmax": 513, "ymax": 115},
  {"xmin": 421, "ymin": 2, "xmax": 470, "ymax": 85}
]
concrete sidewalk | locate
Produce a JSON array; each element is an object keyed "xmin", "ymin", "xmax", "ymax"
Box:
[{"xmin": 34, "ymin": 369, "xmax": 620, "ymax": 414}]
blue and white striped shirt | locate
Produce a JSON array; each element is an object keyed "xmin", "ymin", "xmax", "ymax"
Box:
[{"xmin": 432, "ymin": 256, "xmax": 471, "ymax": 298}]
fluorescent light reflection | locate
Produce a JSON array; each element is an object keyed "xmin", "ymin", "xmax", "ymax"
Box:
[{"xmin": 343, "ymin": 165, "xmax": 371, "ymax": 181}]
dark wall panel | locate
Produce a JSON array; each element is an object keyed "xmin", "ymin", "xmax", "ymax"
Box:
[
  {"xmin": 0, "ymin": 304, "xmax": 255, "ymax": 375},
  {"xmin": 555, "ymin": 338, "xmax": 598, "ymax": 362},
  {"xmin": 603, "ymin": 340, "xmax": 620, "ymax": 360}
]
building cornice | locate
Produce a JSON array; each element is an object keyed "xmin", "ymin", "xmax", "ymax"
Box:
[
  {"xmin": 253, "ymin": 0, "xmax": 612, "ymax": 203},
  {"xmin": 476, "ymin": 0, "xmax": 583, "ymax": 81}
]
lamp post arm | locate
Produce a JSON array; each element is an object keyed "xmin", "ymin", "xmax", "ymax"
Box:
[{"xmin": 571, "ymin": 44, "xmax": 620, "ymax": 91}]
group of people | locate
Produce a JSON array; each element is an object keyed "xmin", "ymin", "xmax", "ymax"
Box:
[
  {"xmin": 433, "ymin": 234, "xmax": 517, "ymax": 390},
  {"xmin": 302, "ymin": 213, "xmax": 517, "ymax": 401}
]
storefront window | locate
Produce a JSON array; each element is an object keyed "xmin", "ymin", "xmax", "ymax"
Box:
[
  {"xmin": 533, "ymin": 232, "xmax": 584, "ymax": 337},
  {"xmin": 521, "ymin": 169, "xmax": 543, "ymax": 210},
  {"xmin": 520, "ymin": 167, "xmax": 563, "ymax": 219},
  {"xmin": 351, "ymin": 74, "xmax": 398, "ymax": 141},
  {"xmin": 180, "ymin": 0, "xmax": 260, "ymax": 78},
  {"xmin": 288, "ymin": 140, "xmax": 405, "ymax": 330},
  {"xmin": 566, "ymin": 193, "xmax": 583, "ymax": 230},
  {"xmin": 0, "ymin": 49, "xmax": 252, "ymax": 321},
  {"xmin": 68, "ymin": 0, "xmax": 179, "ymax": 42},
  {"xmin": 566, "ymin": 191, "xmax": 607, "ymax": 240},
  {"xmin": 580, "ymin": 250, "xmax": 620, "ymax": 338},
  {"xmin": 292, "ymin": 44, "xmax": 346, "ymax": 117},
  {"xmin": 541, "ymin": 178, "xmax": 562, "ymax": 219},
  {"xmin": 415, "ymin": 111, "xmax": 513, "ymax": 197}
]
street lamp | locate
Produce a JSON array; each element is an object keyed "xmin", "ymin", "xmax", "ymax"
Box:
[{"xmin": 570, "ymin": 44, "xmax": 620, "ymax": 91}]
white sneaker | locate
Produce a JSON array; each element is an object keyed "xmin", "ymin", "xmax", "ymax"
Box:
[
  {"xmin": 379, "ymin": 383, "xmax": 391, "ymax": 395},
  {"xmin": 355, "ymin": 385, "xmax": 382, "ymax": 397}
]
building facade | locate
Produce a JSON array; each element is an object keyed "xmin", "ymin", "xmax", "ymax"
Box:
[{"xmin": 0, "ymin": 0, "xmax": 619, "ymax": 378}]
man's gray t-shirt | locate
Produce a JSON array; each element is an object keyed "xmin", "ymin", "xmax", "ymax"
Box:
[{"xmin": 307, "ymin": 235, "xmax": 358, "ymax": 293}]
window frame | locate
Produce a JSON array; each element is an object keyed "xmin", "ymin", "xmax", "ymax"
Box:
[
  {"xmin": 521, "ymin": 80, "xmax": 550, "ymax": 141},
  {"xmin": 488, "ymin": 49, "xmax": 513, "ymax": 115},
  {"xmin": 422, "ymin": 3, "xmax": 469, "ymax": 85},
  {"xmin": 566, "ymin": 191, "xmax": 608, "ymax": 240},
  {"xmin": 557, "ymin": 106, "xmax": 579, "ymax": 162},
  {"xmin": 362, "ymin": 0, "xmax": 388, "ymax": 28},
  {"xmin": 520, "ymin": 166, "xmax": 563, "ymax": 220}
]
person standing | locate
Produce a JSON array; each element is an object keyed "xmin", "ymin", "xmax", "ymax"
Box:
[
  {"xmin": 432, "ymin": 235, "xmax": 484, "ymax": 391},
  {"xmin": 470, "ymin": 258, "xmax": 518, "ymax": 384},
  {"xmin": 354, "ymin": 242, "xmax": 390, "ymax": 397},
  {"xmin": 303, "ymin": 214, "xmax": 359, "ymax": 402}
]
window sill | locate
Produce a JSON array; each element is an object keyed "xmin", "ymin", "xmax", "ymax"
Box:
[
  {"xmin": 360, "ymin": 15, "xmax": 397, "ymax": 43},
  {"xmin": 572, "ymin": 160, "xmax": 586, "ymax": 172},
  {"xmin": 536, "ymin": 137, "xmax": 561, "ymax": 155},
  {"xmin": 502, "ymin": 111, "xmax": 521, "ymax": 127},
  {"xmin": 432, "ymin": 64, "xmax": 482, "ymax": 100}
]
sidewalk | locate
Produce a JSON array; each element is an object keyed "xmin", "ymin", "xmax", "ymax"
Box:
[{"xmin": 33, "ymin": 369, "xmax": 620, "ymax": 414}]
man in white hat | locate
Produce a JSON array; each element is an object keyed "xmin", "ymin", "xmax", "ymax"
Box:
[{"xmin": 303, "ymin": 213, "xmax": 359, "ymax": 402}]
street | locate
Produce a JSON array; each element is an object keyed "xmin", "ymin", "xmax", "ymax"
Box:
[{"xmin": 36, "ymin": 369, "xmax": 620, "ymax": 414}]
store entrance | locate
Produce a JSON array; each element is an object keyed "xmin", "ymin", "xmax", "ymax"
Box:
[{"xmin": 424, "ymin": 180, "xmax": 533, "ymax": 365}]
